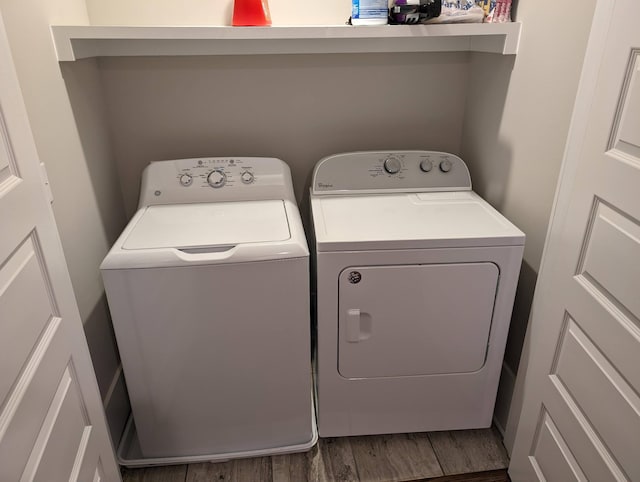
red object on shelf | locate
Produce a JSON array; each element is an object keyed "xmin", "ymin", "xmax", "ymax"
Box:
[{"xmin": 232, "ymin": 0, "xmax": 272, "ymax": 26}]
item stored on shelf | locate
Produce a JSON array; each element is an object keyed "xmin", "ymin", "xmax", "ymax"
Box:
[
  {"xmin": 424, "ymin": 0, "xmax": 484, "ymax": 23},
  {"xmin": 484, "ymin": 0, "xmax": 512, "ymax": 23},
  {"xmin": 476, "ymin": 0, "xmax": 492, "ymax": 15},
  {"xmin": 389, "ymin": 0, "xmax": 442, "ymax": 24},
  {"xmin": 351, "ymin": 0, "xmax": 389, "ymax": 25},
  {"xmin": 232, "ymin": 0, "xmax": 271, "ymax": 26}
]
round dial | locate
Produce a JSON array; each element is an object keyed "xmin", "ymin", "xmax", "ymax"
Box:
[
  {"xmin": 179, "ymin": 173, "xmax": 193, "ymax": 186},
  {"xmin": 419, "ymin": 160, "xmax": 433, "ymax": 172},
  {"xmin": 207, "ymin": 169, "xmax": 227, "ymax": 188},
  {"xmin": 240, "ymin": 170, "xmax": 254, "ymax": 184},
  {"xmin": 383, "ymin": 157, "xmax": 402, "ymax": 174},
  {"xmin": 439, "ymin": 159, "xmax": 453, "ymax": 173}
]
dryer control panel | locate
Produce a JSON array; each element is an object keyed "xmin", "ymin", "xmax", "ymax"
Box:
[
  {"xmin": 138, "ymin": 157, "xmax": 297, "ymax": 207},
  {"xmin": 312, "ymin": 151, "xmax": 472, "ymax": 195}
]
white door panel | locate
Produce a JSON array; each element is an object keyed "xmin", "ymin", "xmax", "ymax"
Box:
[
  {"xmin": 509, "ymin": 0, "xmax": 640, "ymax": 480},
  {"xmin": 0, "ymin": 9, "xmax": 120, "ymax": 482},
  {"xmin": 578, "ymin": 200, "xmax": 640, "ymax": 317},
  {"xmin": 610, "ymin": 50, "xmax": 640, "ymax": 158},
  {"xmin": 0, "ymin": 235, "xmax": 54, "ymax": 402},
  {"xmin": 568, "ymin": 277, "xmax": 640, "ymax": 395},
  {"xmin": 26, "ymin": 366, "xmax": 91, "ymax": 482},
  {"xmin": 541, "ymin": 373, "xmax": 623, "ymax": 482},
  {"xmin": 553, "ymin": 320, "xmax": 639, "ymax": 481},
  {"xmin": 0, "ymin": 317, "xmax": 66, "ymax": 481},
  {"xmin": 529, "ymin": 411, "xmax": 586, "ymax": 482}
]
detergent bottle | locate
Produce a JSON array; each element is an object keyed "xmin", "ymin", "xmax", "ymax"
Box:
[{"xmin": 232, "ymin": 0, "xmax": 272, "ymax": 26}]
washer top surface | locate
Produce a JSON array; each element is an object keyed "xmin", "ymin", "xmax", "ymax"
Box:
[
  {"xmin": 123, "ymin": 200, "xmax": 290, "ymax": 250},
  {"xmin": 310, "ymin": 151, "xmax": 524, "ymax": 251}
]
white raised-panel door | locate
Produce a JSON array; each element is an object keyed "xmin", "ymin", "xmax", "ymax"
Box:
[
  {"xmin": 0, "ymin": 11, "xmax": 121, "ymax": 482},
  {"xmin": 509, "ymin": 0, "xmax": 640, "ymax": 480}
]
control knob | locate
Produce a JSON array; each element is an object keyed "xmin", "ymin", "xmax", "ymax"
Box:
[
  {"xmin": 179, "ymin": 174, "xmax": 193, "ymax": 186},
  {"xmin": 419, "ymin": 160, "xmax": 433, "ymax": 172},
  {"xmin": 207, "ymin": 169, "xmax": 227, "ymax": 188},
  {"xmin": 240, "ymin": 170, "xmax": 254, "ymax": 184},
  {"xmin": 439, "ymin": 159, "xmax": 453, "ymax": 173},
  {"xmin": 383, "ymin": 157, "xmax": 402, "ymax": 174}
]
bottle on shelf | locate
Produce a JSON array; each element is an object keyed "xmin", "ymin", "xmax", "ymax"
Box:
[
  {"xmin": 351, "ymin": 0, "xmax": 389, "ymax": 25},
  {"xmin": 232, "ymin": 0, "xmax": 272, "ymax": 26}
]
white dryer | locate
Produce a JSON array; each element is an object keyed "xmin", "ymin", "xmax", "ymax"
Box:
[
  {"xmin": 310, "ymin": 151, "xmax": 524, "ymax": 437},
  {"xmin": 101, "ymin": 157, "xmax": 316, "ymax": 465}
]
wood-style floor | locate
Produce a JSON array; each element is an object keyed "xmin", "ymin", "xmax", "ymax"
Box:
[{"xmin": 122, "ymin": 427, "xmax": 509, "ymax": 482}]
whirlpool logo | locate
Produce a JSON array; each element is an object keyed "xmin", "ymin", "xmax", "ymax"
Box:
[{"xmin": 317, "ymin": 182, "xmax": 334, "ymax": 189}]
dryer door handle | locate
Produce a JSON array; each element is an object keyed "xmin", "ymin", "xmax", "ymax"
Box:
[{"xmin": 345, "ymin": 309, "xmax": 372, "ymax": 343}]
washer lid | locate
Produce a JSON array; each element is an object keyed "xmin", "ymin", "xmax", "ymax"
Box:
[
  {"xmin": 311, "ymin": 191, "xmax": 525, "ymax": 251},
  {"xmin": 123, "ymin": 200, "xmax": 290, "ymax": 250}
]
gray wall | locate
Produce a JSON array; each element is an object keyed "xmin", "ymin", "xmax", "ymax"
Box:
[{"xmin": 98, "ymin": 52, "xmax": 470, "ymax": 221}]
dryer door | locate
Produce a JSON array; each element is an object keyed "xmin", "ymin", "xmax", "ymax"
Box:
[{"xmin": 338, "ymin": 262, "xmax": 499, "ymax": 379}]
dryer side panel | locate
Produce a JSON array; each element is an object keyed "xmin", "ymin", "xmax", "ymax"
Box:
[{"xmin": 338, "ymin": 262, "xmax": 499, "ymax": 379}]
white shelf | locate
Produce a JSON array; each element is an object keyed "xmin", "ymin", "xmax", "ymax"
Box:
[{"xmin": 51, "ymin": 23, "xmax": 521, "ymax": 61}]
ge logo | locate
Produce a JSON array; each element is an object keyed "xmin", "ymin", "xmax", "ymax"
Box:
[{"xmin": 348, "ymin": 271, "xmax": 362, "ymax": 284}]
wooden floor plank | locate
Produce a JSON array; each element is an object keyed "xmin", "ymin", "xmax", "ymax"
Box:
[
  {"xmin": 120, "ymin": 426, "xmax": 509, "ymax": 481},
  {"xmin": 272, "ymin": 451, "xmax": 310, "ymax": 482},
  {"xmin": 122, "ymin": 464, "xmax": 188, "ymax": 482},
  {"xmin": 349, "ymin": 432, "xmax": 444, "ymax": 482},
  {"xmin": 272, "ymin": 444, "xmax": 329, "ymax": 482},
  {"xmin": 185, "ymin": 456, "xmax": 272, "ymax": 482},
  {"xmin": 427, "ymin": 428, "xmax": 509, "ymax": 476},
  {"xmin": 318, "ymin": 437, "xmax": 359, "ymax": 482}
]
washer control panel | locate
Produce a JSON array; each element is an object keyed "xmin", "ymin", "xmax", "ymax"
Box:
[
  {"xmin": 168, "ymin": 158, "xmax": 258, "ymax": 190},
  {"xmin": 312, "ymin": 151, "xmax": 472, "ymax": 195},
  {"xmin": 138, "ymin": 157, "xmax": 295, "ymax": 207}
]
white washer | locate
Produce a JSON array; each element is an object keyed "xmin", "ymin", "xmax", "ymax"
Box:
[
  {"xmin": 310, "ymin": 151, "xmax": 525, "ymax": 437},
  {"xmin": 101, "ymin": 157, "xmax": 316, "ymax": 465}
]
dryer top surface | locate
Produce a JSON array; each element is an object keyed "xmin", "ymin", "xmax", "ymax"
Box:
[{"xmin": 311, "ymin": 191, "xmax": 525, "ymax": 251}]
